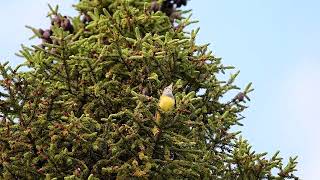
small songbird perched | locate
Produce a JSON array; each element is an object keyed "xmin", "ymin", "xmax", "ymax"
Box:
[
  {"xmin": 156, "ymin": 83, "xmax": 175, "ymax": 124},
  {"xmin": 159, "ymin": 83, "xmax": 175, "ymax": 112}
]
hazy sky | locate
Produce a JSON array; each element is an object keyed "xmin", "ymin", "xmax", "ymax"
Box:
[{"xmin": 1, "ymin": 1, "xmax": 319, "ymax": 179}]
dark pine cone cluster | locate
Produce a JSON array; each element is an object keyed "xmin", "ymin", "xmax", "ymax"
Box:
[
  {"xmin": 81, "ymin": 13, "xmax": 92, "ymax": 24},
  {"xmin": 38, "ymin": 15, "xmax": 74, "ymax": 48},
  {"xmin": 151, "ymin": 0, "xmax": 188, "ymax": 22},
  {"xmin": 38, "ymin": 29, "xmax": 53, "ymax": 44},
  {"xmin": 51, "ymin": 15, "xmax": 74, "ymax": 33}
]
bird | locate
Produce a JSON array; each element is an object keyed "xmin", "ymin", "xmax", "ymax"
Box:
[{"xmin": 156, "ymin": 83, "xmax": 175, "ymax": 124}]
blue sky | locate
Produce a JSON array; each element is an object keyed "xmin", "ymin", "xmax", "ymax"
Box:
[{"xmin": 1, "ymin": 0, "xmax": 319, "ymax": 179}]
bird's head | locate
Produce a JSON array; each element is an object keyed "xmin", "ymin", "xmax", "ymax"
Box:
[{"xmin": 162, "ymin": 83, "xmax": 174, "ymax": 97}]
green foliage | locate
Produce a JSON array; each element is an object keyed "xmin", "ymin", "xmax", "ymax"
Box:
[{"xmin": 0, "ymin": 0, "xmax": 298, "ymax": 179}]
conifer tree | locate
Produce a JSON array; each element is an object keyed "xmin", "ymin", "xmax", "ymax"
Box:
[{"xmin": 0, "ymin": 0, "xmax": 298, "ymax": 179}]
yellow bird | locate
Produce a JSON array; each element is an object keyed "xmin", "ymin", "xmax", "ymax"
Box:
[
  {"xmin": 159, "ymin": 83, "xmax": 175, "ymax": 111},
  {"xmin": 156, "ymin": 83, "xmax": 175, "ymax": 124}
]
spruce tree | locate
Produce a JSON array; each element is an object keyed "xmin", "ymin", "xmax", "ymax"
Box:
[{"xmin": 0, "ymin": 0, "xmax": 298, "ymax": 179}]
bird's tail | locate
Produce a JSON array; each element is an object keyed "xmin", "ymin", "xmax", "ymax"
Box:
[{"xmin": 155, "ymin": 111, "xmax": 160, "ymax": 125}]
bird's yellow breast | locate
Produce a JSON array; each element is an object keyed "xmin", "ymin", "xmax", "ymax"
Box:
[{"xmin": 159, "ymin": 95, "xmax": 175, "ymax": 112}]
